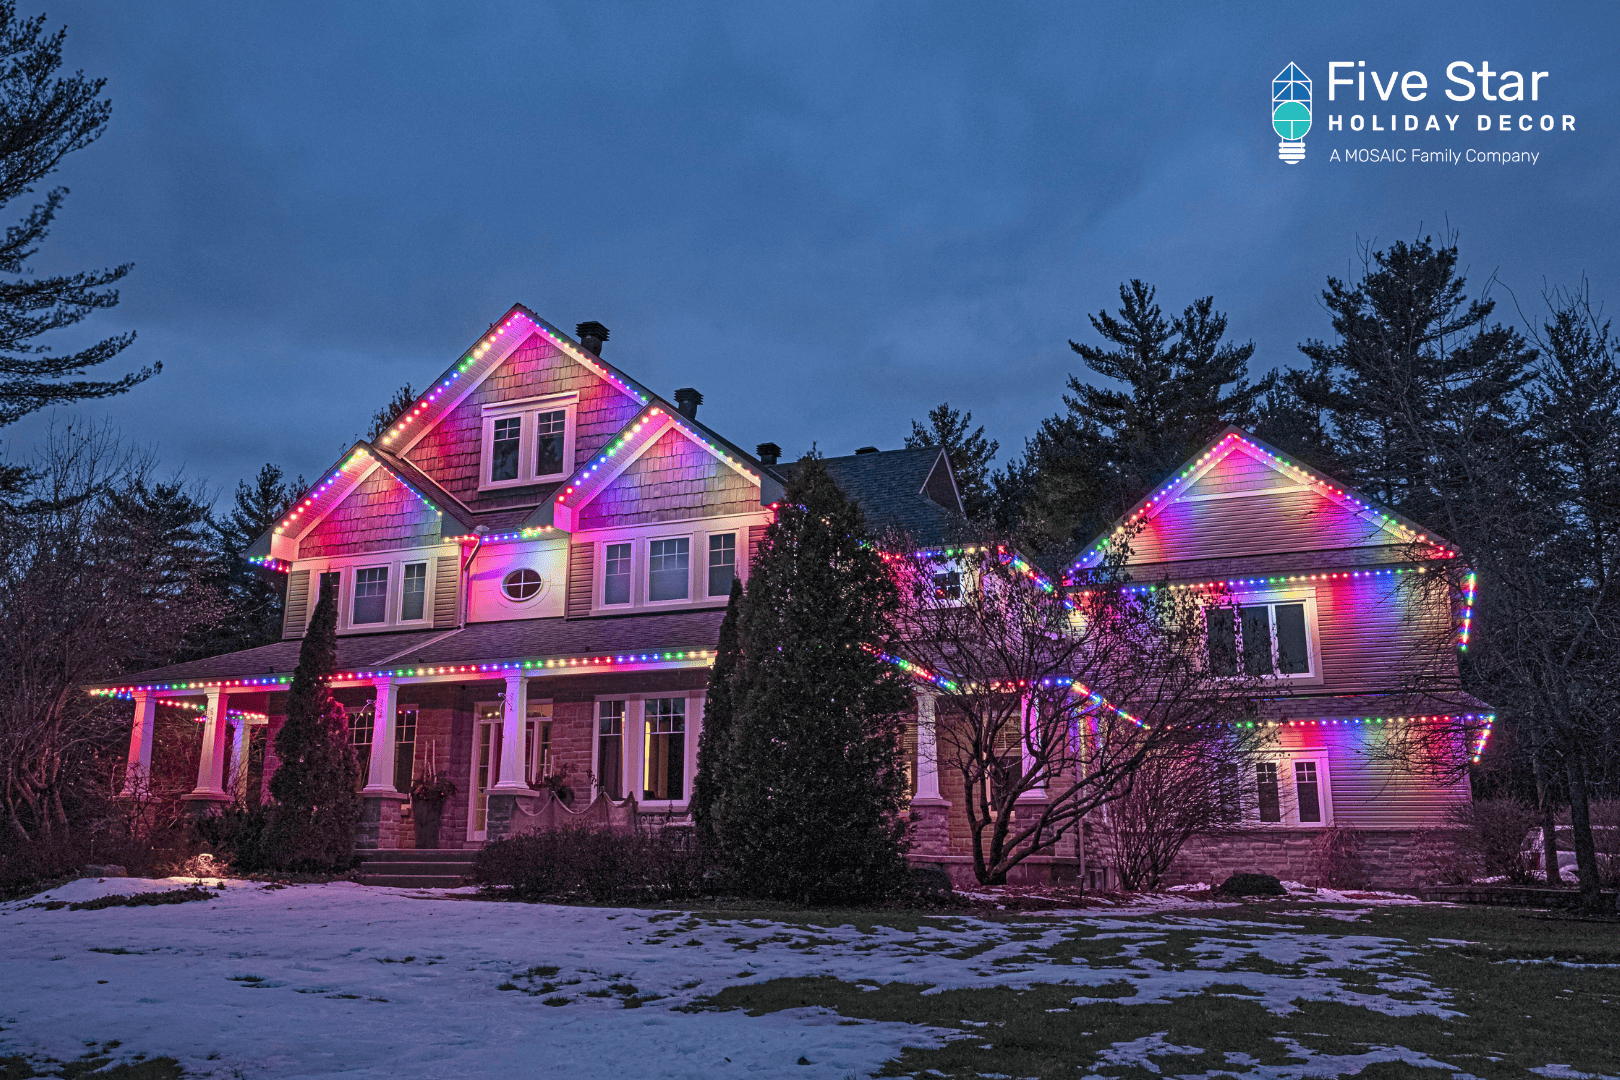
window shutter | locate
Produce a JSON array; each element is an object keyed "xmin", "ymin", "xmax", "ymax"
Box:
[
  {"xmin": 747, "ymin": 524, "xmax": 768, "ymax": 575},
  {"xmin": 283, "ymin": 569, "xmax": 310, "ymax": 639},
  {"xmin": 432, "ymin": 556, "xmax": 460, "ymax": 627},
  {"xmin": 566, "ymin": 541, "xmax": 593, "ymax": 619}
]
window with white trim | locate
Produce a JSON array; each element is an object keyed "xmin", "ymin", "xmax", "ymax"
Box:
[
  {"xmin": 525, "ymin": 700, "xmax": 552, "ymax": 786},
  {"xmin": 1207, "ymin": 600, "xmax": 1314, "ymax": 677},
  {"xmin": 1250, "ymin": 755, "xmax": 1331, "ymax": 826},
  {"xmin": 353, "ymin": 567, "xmax": 389, "ymax": 624},
  {"xmin": 401, "ymin": 562, "xmax": 428, "ymax": 621},
  {"xmin": 480, "ymin": 398, "xmax": 576, "ymax": 490},
  {"xmin": 597, "ymin": 700, "xmax": 626, "ymax": 799},
  {"xmin": 643, "ymin": 697, "xmax": 687, "ymax": 801},
  {"xmin": 707, "ymin": 533, "xmax": 737, "ymax": 597},
  {"xmin": 648, "ymin": 537, "xmax": 690, "ymax": 602},
  {"xmin": 603, "ymin": 543, "xmax": 632, "ymax": 606}
]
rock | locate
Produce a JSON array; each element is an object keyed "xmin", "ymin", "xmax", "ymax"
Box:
[{"xmin": 81, "ymin": 864, "xmax": 127, "ymax": 878}]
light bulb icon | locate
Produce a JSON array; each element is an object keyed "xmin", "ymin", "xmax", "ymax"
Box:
[{"xmin": 1272, "ymin": 63, "xmax": 1310, "ymax": 163}]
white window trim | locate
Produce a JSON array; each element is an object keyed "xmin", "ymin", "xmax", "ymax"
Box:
[
  {"xmin": 1247, "ymin": 751, "xmax": 1333, "ymax": 827},
  {"xmin": 590, "ymin": 693, "xmax": 701, "ymax": 810},
  {"xmin": 469, "ymin": 700, "xmax": 505, "ymax": 842},
  {"xmin": 398, "ymin": 560, "xmax": 431, "ymax": 625},
  {"xmin": 704, "ymin": 531, "xmax": 740, "ymax": 600},
  {"xmin": 478, "ymin": 394, "xmax": 579, "ymax": 492},
  {"xmin": 524, "ymin": 698, "xmax": 554, "ymax": 785},
  {"xmin": 294, "ymin": 547, "xmax": 455, "ymax": 633},
  {"xmin": 593, "ymin": 696, "xmax": 631, "ymax": 802},
  {"xmin": 645, "ymin": 533, "xmax": 697, "ymax": 608},
  {"xmin": 599, "ymin": 540, "xmax": 636, "ymax": 609},
  {"xmin": 583, "ymin": 514, "xmax": 762, "ymax": 614},
  {"xmin": 1203, "ymin": 587, "xmax": 1324, "ymax": 687},
  {"xmin": 495, "ymin": 566, "xmax": 551, "ymax": 609},
  {"xmin": 350, "ymin": 563, "xmax": 392, "ymax": 627}
]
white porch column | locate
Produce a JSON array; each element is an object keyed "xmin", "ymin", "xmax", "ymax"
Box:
[
  {"xmin": 363, "ymin": 677, "xmax": 401, "ymax": 793},
  {"xmin": 491, "ymin": 672, "xmax": 533, "ymax": 792},
  {"xmin": 188, "ymin": 688, "xmax": 230, "ymax": 798},
  {"xmin": 626, "ymin": 698, "xmax": 646, "ymax": 803},
  {"xmin": 912, "ymin": 690, "xmax": 945, "ymax": 803},
  {"xmin": 120, "ymin": 691, "xmax": 158, "ymax": 797}
]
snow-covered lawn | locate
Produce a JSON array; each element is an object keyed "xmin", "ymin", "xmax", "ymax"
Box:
[{"xmin": 0, "ymin": 877, "xmax": 1614, "ymax": 1079}]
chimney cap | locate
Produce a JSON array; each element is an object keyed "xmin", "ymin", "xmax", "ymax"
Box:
[
  {"xmin": 674, "ymin": 387, "xmax": 703, "ymax": 420},
  {"xmin": 756, "ymin": 441, "xmax": 781, "ymax": 465},
  {"xmin": 855, "ymin": 445, "xmax": 880, "ymax": 455},
  {"xmin": 575, "ymin": 322, "xmax": 609, "ymax": 354}
]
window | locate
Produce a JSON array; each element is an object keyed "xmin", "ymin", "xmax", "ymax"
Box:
[
  {"xmin": 597, "ymin": 701, "xmax": 625, "ymax": 799},
  {"xmin": 351, "ymin": 707, "xmax": 374, "ymax": 790},
  {"xmin": 1207, "ymin": 601, "xmax": 1312, "ymax": 677},
  {"xmin": 1295, "ymin": 760, "xmax": 1322, "ymax": 823},
  {"xmin": 525, "ymin": 701, "xmax": 552, "ymax": 786},
  {"xmin": 649, "ymin": 538, "xmax": 690, "ymax": 602},
  {"xmin": 535, "ymin": 409, "xmax": 567, "ymax": 477},
  {"xmin": 401, "ymin": 562, "xmax": 427, "ymax": 621},
  {"xmin": 353, "ymin": 567, "xmax": 388, "ymax": 624},
  {"xmin": 503, "ymin": 568, "xmax": 544, "ymax": 601},
  {"xmin": 603, "ymin": 543, "xmax": 632, "ymax": 606},
  {"xmin": 318, "ymin": 570, "xmax": 341, "ymax": 603},
  {"xmin": 708, "ymin": 534, "xmax": 737, "ymax": 597},
  {"xmin": 932, "ymin": 571, "xmax": 962, "ymax": 601},
  {"xmin": 643, "ymin": 698, "xmax": 686, "ymax": 801},
  {"xmin": 393, "ymin": 708, "xmax": 417, "ymax": 793},
  {"xmin": 1255, "ymin": 761, "xmax": 1281, "ymax": 822},
  {"xmin": 491, "ymin": 416, "xmax": 521, "ymax": 482}
]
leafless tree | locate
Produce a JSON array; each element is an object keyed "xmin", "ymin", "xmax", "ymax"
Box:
[
  {"xmin": 889, "ymin": 530, "xmax": 1262, "ymax": 885},
  {"xmin": 1106, "ymin": 726, "xmax": 1249, "ymax": 891}
]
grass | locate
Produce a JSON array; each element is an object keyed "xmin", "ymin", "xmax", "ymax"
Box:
[
  {"xmin": 688, "ymin": 903, "xmax": 1620, "ymax": 1079},
  {"xmin": 0, "ymin": 1042, "xmax": 183, "ymax": 1079},
  {"xmin": 28, "ymin": 888, "xmax": 218, "ymax": 912}
]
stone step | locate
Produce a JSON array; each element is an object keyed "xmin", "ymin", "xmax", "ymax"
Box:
[
  {"xmin": 356, "ymin": 862, "xmax": 473, "ymax": 877},
  {"xmin": 356, "ymin": 848, "xmax": 478, "ymax": 864}
]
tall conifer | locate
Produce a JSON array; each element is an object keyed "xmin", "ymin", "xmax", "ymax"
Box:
[
  {"xmin": 690, "ymin": 577, "xmax": 743, "ymax": 847},
  {"xmin": 264, "ymin": 587, "xmax": 360, "ymax": 869},
  {"xmin": 714, "ymin": 458, "xmax": 912, "ymax": 904}
]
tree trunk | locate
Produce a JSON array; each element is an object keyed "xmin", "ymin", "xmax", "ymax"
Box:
[
  {"xmin": 1564, "ymin": 755, "xmax": 1603, "ymax": 908},
  {"xmin": 1531, "ymin": 749, "xmax": 1562, "ymax": 885}
]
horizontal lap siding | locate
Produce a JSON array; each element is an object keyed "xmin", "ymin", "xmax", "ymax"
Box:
[
  {"xmin": 432, "ymin": 556, "xmax": 460, "ymax": 627},
  {"xmin": 566, "ymin": 542, "xmax": 593, "ymax": 618},
  {"xmin": 404, "ymin": 334, "xmax": 641, "ymax": 505},
  {"xmin": 1128, "ymin": 488, "xmax": 1391, "ymax": 564},
  {"xmin": 577, "ymin": 429, "xmax": 758, "ymax": 530},
  {"xmin": 1311, "ymin": 571, "xmax": 1454, "ymax": 694},
  {"xmin": 298, "ymin": 469, "xmax": 442, "ymax": 558},
  {"xmin": 1183, "ymin": 452, "xmax": 1299, "ymax": 498},
  {"xmin": 1267, "ymin": 724, "xmax": 1469, "ymax": 828}
]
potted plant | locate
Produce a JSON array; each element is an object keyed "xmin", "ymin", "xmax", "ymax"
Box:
[
  {"xmin": 410, "ymin": 772, "xmax": 457, "ymax": 849},
  {"xmin": 540, "ymin": 763, "xmax": 576, "ymax": 806}
]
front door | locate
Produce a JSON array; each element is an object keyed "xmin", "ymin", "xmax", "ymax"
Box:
[{"xmin": 470, "ymin": 704, "xmax": 503, "ymax": 842}]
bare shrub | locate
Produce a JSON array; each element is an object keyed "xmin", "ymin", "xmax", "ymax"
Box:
[
  {"xmin": 1310, "ymin": 825, "xmax": 1368, "ymax": 889},
  {"xmin": 1445, "ymin": 797, "xmax": 1541, "ymax": 882},
  {"xmin": 1107, "ymin": 729, "xmax": 1249, "ymax": 891},
  {"xmin": 473, "ymin": 827, "xmax": 716, "ymax": 903}
]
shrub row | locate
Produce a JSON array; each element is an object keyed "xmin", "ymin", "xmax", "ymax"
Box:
[{"xmin": 472, "ymin": 826, "xmax": 718, "ymax": 903}]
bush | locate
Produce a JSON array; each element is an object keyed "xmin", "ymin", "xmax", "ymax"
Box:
[
  {"xmin": 1310, "ymin": 825, "xmax": 1368, "ymax": 889},
  {"xmin": 473, "ymin": 826, "xmax": 716, "ymax": 904},
  {"xmin": 1448, "ymin": 797, "xmax": 1540, "ymax": 882},
  {"xmin": 1218, "ymin": 872, "xmax": 1284, "ymax": 897},
  {"xmin": 194, "ymin": 805, "xmax": 273, "ymax": 872}
]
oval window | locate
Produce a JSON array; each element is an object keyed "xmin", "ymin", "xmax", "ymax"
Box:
[{"xmin": 502, "ymin": 568, "xmax": 544, "ymax": 601}]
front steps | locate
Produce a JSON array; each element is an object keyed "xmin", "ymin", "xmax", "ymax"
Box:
[{"xmin": 355, "ymin": 849, "xmax": 478, "ymax": 889}]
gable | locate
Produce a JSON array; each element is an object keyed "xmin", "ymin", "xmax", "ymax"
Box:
[
  {"xmin": 298, "ymin": 465, "xmax": 444, "ymax": 559},
  {"xmin": 921, "ymin": 450, "xmax": 962, "ymax": 511},
  {"xmin": 404, "ymin": 332, "xmax": 642, "ymax": 506},
  {"xmin": 1074, "ymin": 429, "xmax": 1455, "ymax": 573},
  {"xmin": 576, "ymin": 427, "xmax": 759, "ymax": 531}
]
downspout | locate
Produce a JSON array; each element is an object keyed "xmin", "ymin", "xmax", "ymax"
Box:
[{"xmin": 460, "ymin": 525, "xmax": 486, "ymax": 628}]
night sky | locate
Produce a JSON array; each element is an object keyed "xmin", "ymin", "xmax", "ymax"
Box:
[{"xmin": 8, "ymin": 1, "xmax": 1617, "ymax": 500}]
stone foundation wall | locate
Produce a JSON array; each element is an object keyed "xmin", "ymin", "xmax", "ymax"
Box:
[{"xmin": 1165, "ymin": 828, "xmax": 1446, "ymax": 891}]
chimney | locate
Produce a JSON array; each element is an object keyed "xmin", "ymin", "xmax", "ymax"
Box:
[
  {"xmin": 674, "ymin": 387, "xmax": 703, "ymax": 420},
  {"xmin": 756, "ymin": 442, "xmax": 781, "ymax": 466},
  {"xmin": 855, "ymin": 446, "xmax": 879, "ymax": 455},
  {"xmin": 575, "ymin": 321, "xmax": 609, "ymax": 355}
]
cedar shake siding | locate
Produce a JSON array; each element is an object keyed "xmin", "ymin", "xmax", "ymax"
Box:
[
  {"xmin": 576, "ymin": 428, "xmax": 758, "ymax": 530},
  {"xmin": 297, "ymin": 468, "xmax": 443, "ymax": 559},
  {"xmin": 404, "ymin": 333, "xmax": 641, "ymax": 506}
]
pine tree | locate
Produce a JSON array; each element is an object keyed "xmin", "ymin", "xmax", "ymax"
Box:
[
  {"xmin": 263, "ymin": 587, "xmax": 360, "ymax": 870},
  {"xmin": 367, "ymin": 384, "xmax": 416, "ymax": 441},
  {"xmin": 905, "ymin": 402, "xmax": 998, "ymax": 521},
  {"xmin": 190, "ymin": 464, "xmax": 302, "ymax": 658},
  {"xmin": 713, "ymin": 457, "xmax": 913, "ymax": 904},
  {"xmin": 1015, "ymin": 281, "xmax": 1268, "ymax": 547},
  {"xmin": 0, "ymin": 5, "xmax": 155, "ymax": 428},
  {"xmin": 690, "ymin": 577, "xmax": 743, "ymax": 847}
]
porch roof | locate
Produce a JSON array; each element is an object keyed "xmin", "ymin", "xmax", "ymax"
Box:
[{"xmin": 83, "ymin": 610, "xmax": 726, "ymax": 694}]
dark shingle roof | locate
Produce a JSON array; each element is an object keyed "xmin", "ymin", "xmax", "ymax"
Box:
[
  {"xmin": 774, "ymin": 447, "xmax": 966, "ymax": 547},
  {"xmin": 86, "ymin": 610, "xmax": 726, "ymax": 690}
]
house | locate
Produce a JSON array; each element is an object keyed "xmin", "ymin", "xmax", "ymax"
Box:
[{"xmin": 88, "ymin": 308, "xmax": 1487, "ymax": 888}]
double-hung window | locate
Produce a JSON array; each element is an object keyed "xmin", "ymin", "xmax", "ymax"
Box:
[
  {"xmin": 1207, "ymin": 600, "xmax": 1312, "ymax": 677},
  {"xmin": 708, "ymin": 534, "xmax": 737, "ymax": 597},
  {"xmin": 393, "ymin": 708, "xmax": 417, "ymax": 793},
  {"xmin": 643, "ymin": 698, "xmax": 686, "ymax": 801},
  {"xmin": 597, "ymin": 701, "xmax": 625, "ymax": 799},
  {"xmin": 491, "ymin": 416, "xmax": 522, "ymax": 483},
  {"xmin": 351, "ymin": 708, "xmax": 374, "ymax": 790},
  {"xmin": 1252, "ymin": 756, "xmax": 1329, "ymax": 825},
  {"xmin": 603, "ymin": 543, "xmax": 632, "ymax": 606},
  {"xmin": 534, "ymin": 409, "xmax": 567, "ymax": 478},
  {"xmin": 482, "ymin": 399, "xmax": 575, "ymax": 489},
  {"xmin": 353, "ymin": 567, "xmax": 389, "ymax": 624},
  {"xmin": 400, "ymin": 562, "xmax": 428, "ymax": 621},
  {"xmin": 648, "ymin": 538, "xmax": 690, "ymax": 602}
]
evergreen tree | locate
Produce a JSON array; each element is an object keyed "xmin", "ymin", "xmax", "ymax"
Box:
[
  {"xmin": 188, "ymin": 464, "xmax": 302, "ymax": 658},
  {"xmin": 0, "ymin": 4, "xmax": 155, "ymax": 429},
  {"xmin": 905, "ymin": 402, "xmax": 998, "ymax": 521},
  {"xmin": 367, "ymin": 384, "xmax": 416, "ymax": 441},
  {"xmin": 714, "ymin": 457, "xmax": 912, "ymax": 903},
  {"xmin": 1014, "ymin": 281, "xmax": 1268, "ymax": 547},
  {"xmin": 690, "ymin": 577, "xmax": 743, "ymax": 847},
  {"xmin": 263, "ymin": 587, "xmax": 360, "ymax": 870}
]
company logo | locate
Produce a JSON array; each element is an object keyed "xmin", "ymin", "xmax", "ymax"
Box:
[{"xmin": 1273, "ymin": 63, "xmax": 1311, "ymax": 163}]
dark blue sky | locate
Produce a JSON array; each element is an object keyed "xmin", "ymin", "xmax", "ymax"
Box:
[{"xmin": 9, "ymin": 1, "xmax": 1618, "ymax": 500}]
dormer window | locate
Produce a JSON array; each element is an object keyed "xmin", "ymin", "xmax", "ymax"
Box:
[{"xmin": 480, "ymin": 395, "xmax": 577, "ymax": 490}]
